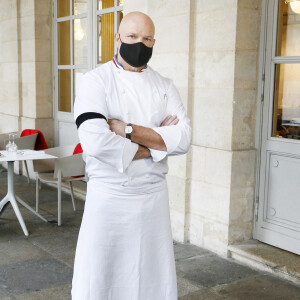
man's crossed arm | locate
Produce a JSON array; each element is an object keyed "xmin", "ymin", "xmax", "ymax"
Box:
[{"xmin": 108, "ymin": 115, "xmax": 179, "ymax": 160}]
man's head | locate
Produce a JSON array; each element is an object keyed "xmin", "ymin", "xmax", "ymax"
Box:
[{"xmin": 115, "ymin": 12, "xmax": 156, "ymax": 71}]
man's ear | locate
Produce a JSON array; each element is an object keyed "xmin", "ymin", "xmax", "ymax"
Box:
[
  {"xmin": 115, "ymin": 33, "xmax": 121, "ymax": 51},
  {"xmin": 153, "ymin": 39, "xmax": 156, "ymax": 46}
]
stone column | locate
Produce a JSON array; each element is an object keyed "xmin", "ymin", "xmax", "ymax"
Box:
[
  {"xmin": 0, "ymin": 0, "xmax": 20, "ymax": 133},
  {"xmin": 187, "ymin": 0, "xmax": 261, "ymax": 255},
  {"xmin": 0, "ymin": 0, "xmax": 53, "ymax": 147},
  {"xmin": 228, "ymin": 0, "xmax": 260, "ymax": 244},
  {"xmin": 188, "ymin": 0, "xmax": 238, "ymax": 255},
  {"xmin": 19, "ymin": 0, "xmax": 54, "ymax": 147}
]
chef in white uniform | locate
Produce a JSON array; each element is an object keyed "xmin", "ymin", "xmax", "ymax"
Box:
[{"xmin": 71, "ymin": 11, "xmax": 191, "ymax": 300}]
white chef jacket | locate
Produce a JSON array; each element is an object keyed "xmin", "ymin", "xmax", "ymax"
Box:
[{"xmin": 74, "ymin": 57, "xmax": 191, "ymax": 188}]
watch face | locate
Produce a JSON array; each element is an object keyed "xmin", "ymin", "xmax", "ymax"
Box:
[{"xmin": 125, "ymin": 126, "xmax": 133, "ymax": 134}]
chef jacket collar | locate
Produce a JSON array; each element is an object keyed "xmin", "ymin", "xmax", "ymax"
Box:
[{"xmin": 113, "ymin": 54, "xmax": 148, "ymax": 72}]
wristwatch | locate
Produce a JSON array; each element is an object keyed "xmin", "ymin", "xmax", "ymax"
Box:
[{"xmin": 124, "ymin": 123, "xmax": 133, "ymax": 140}]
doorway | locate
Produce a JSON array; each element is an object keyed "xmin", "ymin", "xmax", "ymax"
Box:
[{"xmin": 256, "ymin": 0, "xmax": 300, "ymax": 255}]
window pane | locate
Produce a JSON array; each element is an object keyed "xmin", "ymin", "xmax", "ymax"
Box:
[
  {"xmin": 98, "ymin": 0, "xmax": 114, "ymax": 10},
  {"xmin": 58, "ymin": 0, "xmax": 70, "ymax": 18},
  {"xmin": 97, "ymin": 13, "xmax": 114, "ymax": 64},
  {"xmin": 276, "ymin": 0, "xmax": 300, "ymax": 56},
  {"xmin": 59, "ymin": 69, "xmax": 71, "ymax": 112},
  {"xmin": 73, "ymin": 0, "xmax": 87, "ymax": 15},
  {"xmin": 74, "ymin": 69, "xmax": 87, "ymax": 102},
  {"xmin": 58, "ymin": 21, "xmax": 70, "ymax": 65},
  {"xmin": 73, "ymin": 18, "xmax": 88, "ymax": 65},
  {"xmin": 272, "ymin": 64, "xmax": 300, "ymax": 140}
]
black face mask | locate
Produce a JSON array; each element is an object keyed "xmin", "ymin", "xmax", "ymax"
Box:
[{"xmin": 119, "ymin": 37, "xmax": 153, "ymax": 68}]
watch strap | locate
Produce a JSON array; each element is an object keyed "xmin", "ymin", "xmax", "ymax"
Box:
[{"xmin": 126, "ymin": 123, "xmax": 133, "ymax": 140}]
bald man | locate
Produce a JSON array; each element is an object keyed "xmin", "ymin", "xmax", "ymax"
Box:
[{"xmin": 72, "ymin": 11, "xmax": 191, "ymax": 300}]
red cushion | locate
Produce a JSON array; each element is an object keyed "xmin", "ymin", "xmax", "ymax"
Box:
[
  {"xmin": 73, "ymin": 143, "xmax": 83, "ymax": 155},
  {"xmin": 20, "ymin": 129, "xmax": 48, "ymax": 150},
  {"xmin": 72, "ymin": 143, "xmax": 84, "ymax": 178}
]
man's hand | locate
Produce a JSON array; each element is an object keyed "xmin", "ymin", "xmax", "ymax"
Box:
[
  {"xmin": 160, "ymin": 115, "xmax": 179, "ymax": 126},
  {"xmin": 108, "ymin": 119, "xmax": 126, "ymax": 137},
  {"xmin": 133, "ymin": 145, "xmax": 151, "ymax": 160}
]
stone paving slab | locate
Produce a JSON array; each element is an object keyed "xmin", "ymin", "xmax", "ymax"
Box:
[
  {"xmin": 0, "ymin": 208, "xmax": 55, "ymax": 235},
  {"xmin": 0, "ymin": 239, "xmax": 51, "ymax": 266},
  {"xmin": 0, "ymin": 221, "xmax": 25, "ymax": 243},
  {"xmin": 179, "ymin": 288, "xmax": 222, "ymax": 300},
  {"xmin": 0, "ymin": 296, "xmax": 13, "ymax": 300},
  {"xmin": 174, "ymin": 240, "xmax": 210, "ymax": 261},
  {"xmin": 0, "ymin": 208, "xmax": 51, "ymax": 226},
  {"xmin": 0, "ymin": 215, "xmax": 78, "ymax": 239},
  {"xmin": 176, "ymin": 254, "xmax": 259, "ymax": 288},
  {"xmin": 0, "ymin": 286, "xmax": 12, "ymax": 299},
  {"xmin": 229, "ymin": 240, "xmax": 300, "ymax": 279},
  {"xmin": 15, "ymin": 283, "xmax": 72, "ymax": 300},
  {"xmin": 38, "ymin": 200, "xmax": 85, "ymax": 217},
  {"xmin": 177, "ymin": 277, "xmax": 202, "ymax": 298},
  {"xmin": 28, "ymin": 231, "xmax": 79, "ymax": 257},
  {"xmin": 0, "ymin": 183, "xmax": 49, "ymax": 208},
  {"xmin": 55, "ymin": 252, "xmax": 75, "ymax": 269},
  {"xmin": 0, "ymin": 259, "xmax": 73, "ymax": 296},
  {"xmin": 37, "ymin": 198, "xmax": 85, "ymax": 227},
  {"xmin": 211, "ymin": 274, "xmax": 300, "ymax": 300}
]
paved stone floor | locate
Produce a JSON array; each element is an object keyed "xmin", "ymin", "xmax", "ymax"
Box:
[{"xmin": 0, "ymin": 169, "xmax": 300, "ymax": 299}]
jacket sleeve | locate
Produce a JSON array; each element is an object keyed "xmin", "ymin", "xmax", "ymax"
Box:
[
  {"xmin": 150, "ymin": 80, "xmax": 192, "ymax": 162},
  {"xmin": 74, "ymin": 71, "xmax": 138, "ymax": 173}
]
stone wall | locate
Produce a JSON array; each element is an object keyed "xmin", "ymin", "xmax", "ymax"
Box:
[
  {"xmin": 125, "ymin": 0, "xmax": 261, "ymax": 256},
  {"xmin": 188, "ymin": 0, "xmax": 238, "ymax": 255},
  {"xmin": 0, "ymin": 0, "xmax": 53, "ymax": 147},
  {"xmin": 0, "ymin": 0, "xmax": 20, "ymax": 133},
  {"xmin": 0, "ymin": 0, "xmax": 261, "ymax": 256}
]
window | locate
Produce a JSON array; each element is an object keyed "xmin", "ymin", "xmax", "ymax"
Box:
[
  {"xmin": 272, "ymin": 0, "xmax": 300, "ymax": 140},
  {"xmin": 96, "ymin": 0, "xmax": 124, "ymax": 64},
  {"xmin": 54, "ymin": 0, "xmax": 123, "ymax": 115}
]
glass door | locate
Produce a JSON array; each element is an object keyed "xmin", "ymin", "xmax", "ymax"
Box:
[
  {"xmin": 53, "ymin": 0, "xmax": 123, "ymax": 146},
  {"xmin": 256, "ymin": 0, "xmax": 300, "ymax": 255}
]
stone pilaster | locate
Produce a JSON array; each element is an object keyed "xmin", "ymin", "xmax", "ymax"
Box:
[{"xmin": 0, "ymin": 0, "xmax": 53, "ymax": 147}]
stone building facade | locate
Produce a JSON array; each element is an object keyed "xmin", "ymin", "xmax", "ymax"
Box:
[{"xmin": 1, "ymin": 0, "xmax": 299, "ymax": 261}]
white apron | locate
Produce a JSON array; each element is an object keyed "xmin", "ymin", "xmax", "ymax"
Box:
[{"xmin": 71, "ymin": 179, "xmax": 178, "ymax": 300}]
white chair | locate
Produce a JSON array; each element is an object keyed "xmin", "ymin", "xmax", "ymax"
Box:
[
  {"xmin": 0, "ymin": 132, "xmax": 38, "ymax": 182},
  {"xmin": 33, "ymin": 145, "xmax": 86, "ymax": 226}
]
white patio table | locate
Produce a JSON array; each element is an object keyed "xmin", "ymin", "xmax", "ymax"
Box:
[{"xmin": 0, "ymin": 150, "xmax": 57, "ymax": 236}]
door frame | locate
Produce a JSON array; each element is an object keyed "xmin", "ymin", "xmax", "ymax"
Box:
[
  {"xmin": 253, "ymin": 0, "xmax": 268, "ymax": 239},
  {"xmin": 52, "ymin": 0, "xmax": 94, "ymax": 146},
  {"xmin": 254, "ymin": 0, "xmax": 300, "ymax": 252}
]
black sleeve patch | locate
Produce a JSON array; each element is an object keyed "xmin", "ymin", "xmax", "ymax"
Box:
[{"xmin": 76, "ymin": 112, "xmax": 107, "ymax": 129}]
